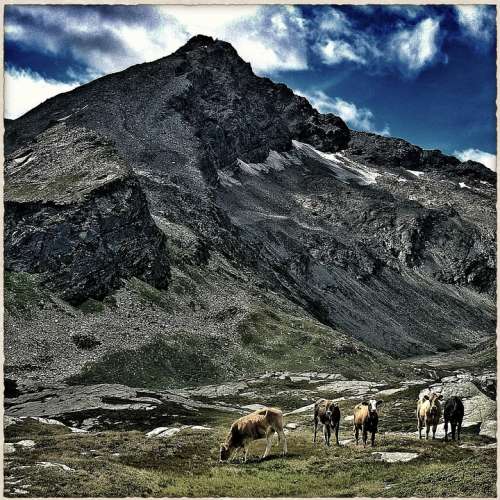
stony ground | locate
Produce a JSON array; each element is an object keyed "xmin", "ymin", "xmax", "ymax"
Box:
[{"xmin": 4, "ymin": 359, "xmax": 496, "ymax": 498}]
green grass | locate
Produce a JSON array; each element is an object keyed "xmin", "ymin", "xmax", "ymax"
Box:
[
  {"xmin": 4, "ymin": 272, "xmax": 46, "ymax": 317},
  {"xmin": 65, "ymin": 299, "xmax": 413, "ymax": 390},
  {"xmin": 76, "ymin": 298, "xmax": 105, "ymax": 314},
  {"xmin": 5, "ymin": 417, "xmax": 496, "ymax": 497},
  {"xmin": 66, "ymin": 334, "xmax": 236, "ymax": 388}
]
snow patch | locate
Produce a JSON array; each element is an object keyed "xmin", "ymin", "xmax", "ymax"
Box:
[
  {"xmin": 406, "ymin": 169, "xmax": 425, "ymax": 178},
  {"xmin": 459, "ymin": 182, "xmax": 471, "ymax": 189},
  {"xmin": 218, "ymin": 171, "xmax": 242, "ymax": 187},
  {"xmin": 293, "ymin": 141, "xmax": 380, "ymax": 185},
  {"xmin": 237, "ymin": 150, "xmax": 288, "ymax": 176}
]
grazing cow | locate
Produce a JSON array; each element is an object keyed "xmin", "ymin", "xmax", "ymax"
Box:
[
  {"xmin": 219, "ymin": 407, "xmax": 287, "ymax": 462},
  {"xmin": 313, "ymin": 398, "xmax": 341, "ymax": 446},
  {"xmin": 353, "ymin": 399, "xmax": 383, "ymax": 447},
  {"xmin": 417, "ymin": 392, "xmax": 443, "ymax": 439},
  {"xmin": 444, "ymin": 396, "xmax": 464, "ymax": 442}
]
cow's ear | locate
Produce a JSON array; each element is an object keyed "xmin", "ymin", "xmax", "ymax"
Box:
[
  {"xmin": 362, "ymin": 401, "xmax": 369, "ymax": 406},
  {"xmin": 423, "ymin": 395, "xmax": 430, "ymax": 400},
  {"xmin": 437, "ymin": 394, "xmax": 443, "ymax": 400},
  {"xmin": 376, "ymin": 400, "xmax": 383, "ymax": 407}
]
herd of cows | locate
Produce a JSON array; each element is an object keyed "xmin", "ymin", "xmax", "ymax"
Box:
[{"xmin": 219, "ymin": 392, "xmax": 465, "ymax": 462}]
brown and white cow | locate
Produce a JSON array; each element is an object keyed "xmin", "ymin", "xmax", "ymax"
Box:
[
  {"xmin": 219, "ymin": 407, "xmax": 287, "ymax": 462},
  {"xmin": 313, "ymin": 398, "xmax": 341, "ymax": 446},
  {"xmin": 417, "ymin": 392, "xmax": 443, "ymax": 439},
  {"xmin": 353, "ymin": 399, "xmax": 383, "ymax": 447}
]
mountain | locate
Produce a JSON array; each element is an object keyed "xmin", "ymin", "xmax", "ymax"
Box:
[{"xmin": 4, "ymin": 35, "xmax": 496, "ymax": 389}]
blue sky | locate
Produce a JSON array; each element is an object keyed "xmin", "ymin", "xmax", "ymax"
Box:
[{"xmin": 4, "ymin": 4, "xmax": 497, "ymax": 169}]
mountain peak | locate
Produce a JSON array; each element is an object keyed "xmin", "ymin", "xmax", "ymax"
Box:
[{"xmin": 175, "ymin": 34, "xmax": 236, "ymax": 56}]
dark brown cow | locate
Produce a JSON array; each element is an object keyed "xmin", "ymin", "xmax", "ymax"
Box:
[
  {"xmin": 219, "ymin": 407, "xmax": 287, "ymax": 462},
  {"xmin": 353, "ymin": 399, "xmax": 383, "ymax": 447},
  {"xmin": 313, "ymin": 398, "xmax": 341, "ymax": 446}
]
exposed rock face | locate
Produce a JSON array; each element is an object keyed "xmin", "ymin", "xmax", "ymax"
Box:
[
  {"xmin": 3, "ymin": 35, "xmax": 496, "ymax": 387},
  {"xmin": 347, "ymin": 131, "xmax": 495, "ymax": 184},
  {"xmin": 5, "ymin": 125, "xmax": 169, "ymax": 304},
  {"xmin": 4, "ymin": 383, "xmax": 238, "ymax": 430}
]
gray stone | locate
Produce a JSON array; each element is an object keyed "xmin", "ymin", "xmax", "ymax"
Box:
[
  {"xmin": 242, "ymin": 404, "xmax": 267, "ymax": 411},
  {"xmin": 16, "ymin": 440, "xmax": 36, "ymax": 449},
  {"xmin": 4, "ymin": 443, "xmax": 16, "ymax": 454},
  {"xmin": 372, "ymin": 452, "xmax": 419, "ymax": 463},
  {"xmin": 36, "ymin": 462, "xmax": 75, "ymax": 472},
  {"xmin": 479, "ymin": 420, "xmax": 496, "ymax": 439}
]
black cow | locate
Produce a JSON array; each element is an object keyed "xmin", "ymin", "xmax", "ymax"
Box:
[{"xmin": 444, "ymin": 396, "xmax": 464, "ymax": 442}]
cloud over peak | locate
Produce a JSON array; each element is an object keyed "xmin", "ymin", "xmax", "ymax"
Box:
[
  {"xmin": 454, "ymin": 148, "xmax": 496, "ymax": 172},
  {"xmin": 298, "ymin": 89, "xmax": 390, "ymax": 136}
]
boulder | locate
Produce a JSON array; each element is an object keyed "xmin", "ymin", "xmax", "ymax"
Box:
[
  {"xmin": 479, "ymin": 420, "xmax": 497, "ymax": 439},
  {"xmin": 372, "ymin": 452, "xmax": 419, "ymax": 463},
  {"xmin": 16, "ymin": 440, "xmax": 36, "ymax": 449}
]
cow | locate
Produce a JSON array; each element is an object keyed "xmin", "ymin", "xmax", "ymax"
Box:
[
  {"xmin": 444, "ymin": 396, "xmax": 464, "ymax": 442},
  {"xmin": 219, "ymin": 407, "xmax": 287, "ymax": 462},
  {"xmin": 313, "ymin": 398, "xmax": 341, "ymax": 446},
  {"xmin": 417, "ymin": 392, "xmax": 443, "ymax": 439},
  {"xmin": 353, "ymin": 399, "xmax": 383, "ymax": 447}
]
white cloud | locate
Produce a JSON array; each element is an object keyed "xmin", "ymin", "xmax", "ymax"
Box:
[
  {"xmin": 316, "ymin": 8, "xmax": 352, "ymax": 35},
  {"xmin": 389, "ymin": 18, "xmax": 441, "ymax": 74},
  {"xmin": 454, "ymin": 148, "xmax": 496, "ymax": 172},
  {"xmin": 157, "ymin": 6, "xmax": 309, "ymax": 74},
  {"xmin": 297, "ymin": 89, "xmax": 390, "ymax": 136},
  {"xmin": 219, "ymin": 6, "xmax": 309, "ymax": 73},
  {"xmin": 314, "ymin": 8, "xmax": 442, "ymax": 76},
  {"xmin": 158, "ymin": 5, "xmax": 259, "ymax": 34},
  {"xmin": 5, "ymin": 68, "xmax": 80, "ymax": 119},
  {"xmin": 455, "ymin": 5, "xmax": 495, "ymax": 43},
  {"xmin": 317, "ymin": 39, "xmax": 366, "ymax": 65}
]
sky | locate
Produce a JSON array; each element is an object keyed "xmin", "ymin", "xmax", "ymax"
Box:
[{"xmin": 4, "ymin": 4, "xmax": 497, "ymax": 170}]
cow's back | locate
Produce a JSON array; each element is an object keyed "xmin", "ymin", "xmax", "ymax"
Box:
[
  {"xmin": 353, "ymin": 403, "xmax": 369, "ymax": 425},
  {"xmin": 417, "ymin": 399, "xmax": 430, "ymax": 419},
  {"xmin": 444, "ymin": 397, "xmax": 463, "ymax": 421}
]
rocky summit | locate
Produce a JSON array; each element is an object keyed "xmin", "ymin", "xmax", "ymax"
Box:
[{"xmin": 4, "ymin": 35, "xmax": 496, "ymax": 390}]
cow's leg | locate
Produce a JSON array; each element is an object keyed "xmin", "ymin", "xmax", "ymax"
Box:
[
  {"xmin": 432, "ymin": 422, "xmax": 437, "ymax": 440},
  {"xmin": 243, "ymin": 445, "xmax": 249, "ymax": 463},
  {"xmin": 371, "ymin": 431, "xmax": 376, "ymax": 447},
  {"xmin": 313, "ymin": 416, "xmax": 318, "ymax": 444},
  {"xmin": 322, "ymin": 424, "xmax": 327, "ymax": 445},
  {"xmin": 362, "ymin": 426, "xmax": 368, "ymax": 448},
  {"xmin": 444, "ymin": 420, "xmax": 448, "ymax": 441},
  {"xmin": 425, "ymin": 423, "xmax": 430, "ymax": 440},
  {"xmin": 354, "ymin": 425, "xmax": 359, "ymax": 445},
  {"xmin": 418, "ymin": 417, "xmax": 422, "ymax": 439},
  {"xmin": 335, "ymin": 423, "xmax": 340, "ymax": 446},
  {"xmin": 451, "ymin": 422, "xmax": 456, "ymax": 442},
  {"xmin": 326, "ymin": 425, "xmax": 332, "ymax": 447},
  {"xmin": 262, "ymin": 433, "xmax": 273, "ymax": 459},
  {"xmin": 278, "ymin": 429, "xmax": 287, "ymax": 456}
]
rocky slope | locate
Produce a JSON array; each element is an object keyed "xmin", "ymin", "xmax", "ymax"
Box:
[{"xmin": 4, "ymin": 35, "xmax": 496, "ymax": 389}]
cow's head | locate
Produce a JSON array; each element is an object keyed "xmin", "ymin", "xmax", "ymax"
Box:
[
  {"xmin": 429, "ymin": 393, "xmax": 443, "ymax": 416},
  {"xmin": 219, "ymin": 443, "xmax": 231, "ymax": 461},
  {"xmin": 363, "ymin": 399, "xmax": 383, "ymax": 415},
  {"xmin": 325, "ymin": 402, "xmax": 338, "ymax": 423}
]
